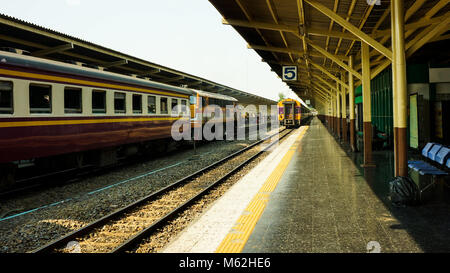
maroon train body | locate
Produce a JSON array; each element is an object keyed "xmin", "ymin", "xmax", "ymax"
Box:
[{"xmin": 0, "ymin": 51, "xmax": 193, "ymax": 187}]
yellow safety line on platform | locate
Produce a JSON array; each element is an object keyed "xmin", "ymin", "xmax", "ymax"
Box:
[{"xmin": 215, "ymin": 126, "xmax": 309, "ymax": 253}]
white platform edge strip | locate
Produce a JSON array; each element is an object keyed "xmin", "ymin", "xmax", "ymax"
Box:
[{"xmin": 162, "ymin": 127, "xmax": 306, "ymax": 253}]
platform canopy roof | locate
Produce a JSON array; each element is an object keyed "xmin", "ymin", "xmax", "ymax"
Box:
[
  {"xmin": 0, "ymin": 13, "xmax": 275, "ymax": 105},
  {"xmin": 209, "ymin": 0, "xmax": 450, "ymax": 108}
]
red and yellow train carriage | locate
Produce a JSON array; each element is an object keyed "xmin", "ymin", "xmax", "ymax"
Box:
[{"xmin": 0, "ymin": 50, "xmax": 193, "ymax": 188}]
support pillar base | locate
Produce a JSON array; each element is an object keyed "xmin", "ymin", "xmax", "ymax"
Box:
[
  {"xmin": 350, "ymin": 119, "xmax": 356, "ymax": 152},
  {"xmin": 363, "ymin": 121, "xmax": 374, "ymax": 166},
  {"xmin": 337, "ymin": 117, "xmax": 341, "ymax": 139},
  {"xmin": 342, "ymin": 118, "xmax": 348, "ymax": 143},
  {"xmin": 394, "ymin": 127, "xmax": 408, "ymax": 177}
]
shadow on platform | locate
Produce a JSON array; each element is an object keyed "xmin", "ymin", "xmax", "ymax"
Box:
[{"xmin": 333, "ymin": 127, "xmax": 450, "ymax": 253}]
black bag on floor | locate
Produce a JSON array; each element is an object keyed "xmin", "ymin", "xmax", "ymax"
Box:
[{"xmin": 389, "ymin": 176, "xmax": 419, "ymax": 206}]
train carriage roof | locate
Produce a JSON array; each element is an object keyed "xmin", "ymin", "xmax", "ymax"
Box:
[{"xmin": 0, "ymin": 51, "xmax": 193, "ymax": 96}]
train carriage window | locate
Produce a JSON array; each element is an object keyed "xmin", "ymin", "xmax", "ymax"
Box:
[
  {"xmin": 114, "ymin": 92, "xmax": 126, "ymax": 114},
  {"xmin": 171, "ymin": 98, "xmax": 178, "ymax": 114},
  {"xmin": 181, "ymin": 100, "xmax": 187, "ymax": 114},
  {"xmin": 0, "ymin": 81, "xmax": 13, "ymax": 114},
  {"xmin": 132, "ymin": 94, "xmax": 142, "ymax": 114},
  {"xmin": 64, "ymin": 87, "xmax": 82, "ymax": 113},
  {"xmin": 189, "ymin": 96, "xmax": 196, "ymax": 105},
  {"xmin": 148, "ymin": 95, "xmax": 156, "ymax": 114},
  {"xmin": 92, "ymin": 90, "xmax": 106, "ymax": 114},
  {"xmin": 29, "ymin": 83, "xmax": 51, "ymax": 114},
  {"xmin": 160, "ymin": 97, "xmax": 168, "ymax": 114}
]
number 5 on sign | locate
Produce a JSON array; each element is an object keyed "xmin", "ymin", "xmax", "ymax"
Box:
[{"xmin": 282, "ymin": 66, "xmax": 297, "ymax": 81}]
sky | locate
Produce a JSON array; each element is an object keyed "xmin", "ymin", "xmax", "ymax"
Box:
[{"xmin": 0, "ymin": 0, "xmax": 301, "ymax": 102}]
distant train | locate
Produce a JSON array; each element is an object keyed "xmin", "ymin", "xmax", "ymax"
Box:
[
  {"xmin": 188, "ymin": 88, "xmax": 238, "ymax": 133},
  {"xmin": 277, "ymin": 98, "xmax": 311, "ymax": 128},
  {"xmin": 0, "ymin": 50, "xmax": 251, "ymax": 189}
]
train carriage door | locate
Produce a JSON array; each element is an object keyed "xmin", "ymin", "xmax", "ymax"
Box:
[{"xmin": 283, "ymin": 101, "xmax": 294, "ymax": 126}]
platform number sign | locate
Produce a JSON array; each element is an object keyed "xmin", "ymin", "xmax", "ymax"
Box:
[{"xmin": 282, "ymin": 66, "xmax": 297, "ymax": 81}]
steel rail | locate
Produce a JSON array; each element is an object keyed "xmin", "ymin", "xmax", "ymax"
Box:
[
  {"xmin": 112, "ymin": 128, "xmax": 294, "ymax": 253},
  {"xmin": 1, "ymin": 123, "xmax": 274, "ymax": 199},
  {"xmin": 31, "ymin": 127, "xmax": 289, "ymax": 253}
]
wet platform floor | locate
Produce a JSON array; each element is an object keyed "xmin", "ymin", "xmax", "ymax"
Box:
[{"xmin": 243, "ymin": 117, "xmax": 450, "ymax": 253}]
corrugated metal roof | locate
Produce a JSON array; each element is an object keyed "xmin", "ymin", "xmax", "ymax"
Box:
[
  {"xmin": 209, "ymin": 0, "xmax": 450, "ymax": 109},
  {"xmin": 0, "ymin": 13, "xmax": 276, "ymax": 105}
]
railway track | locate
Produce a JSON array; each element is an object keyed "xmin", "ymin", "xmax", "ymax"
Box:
[
  {"xmin": 0, "ymin": 124, "xmax": 273, "ymax": 200},
  {"xmin": 32, "ymin": 127, "xmax": 293, "ymax": 253}
]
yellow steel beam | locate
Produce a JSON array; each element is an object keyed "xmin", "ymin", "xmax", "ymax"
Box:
[
  {"xmin": 311, "ymin": 85, "xmax": 330, "ymax": 98},
  {"xmin": 140, "ymin": 68, "xmax": 162, "ymax": 77},
  {"xmin": 405, "ymin": 0, "xmax": 427, "ymax": 21},
  {"xmin": 297, "ymin": 0, "xmax": 311, "ymax": 76},
  {"xmin": 314, "ymin": 95, "xmax": 327, "ymax": 104},
  {"xmin": 372, "ymin": 14, "xmax": 449, "ymax": 38},
  {"xmin": 102, "ymin": 59, "xmax": 128, "ymax": 68},
  {"xmin": 314, "ymin": 93, "xmax": 329, "ymax": 104},
  {"xmin": 311, "ymin": 84, "xmax": 333, "ymax": 100},
  {"xmin": 425, "ymin": 0, "xmax": 450, "ymax": 21},
  {"xmin": 293, "ymin": 59, "xmax": 343, "ymax": 73},
  {"xmin": 304, "ymin": 37, "xmax": 362, "ymax": 79},
  {"xmin": 373, "ymin": 6, "xmax": 390, "ymax": 33},
  {"xmin": 304, "ymin": 0, "xmax": 392, "ymax": 61},
  {"xmin": 265, "ymin": 0, "xmax": 295, "ymax": 63},
  {"xmin": 31, "ymin": 43, "xmax": 74, "ymax": 57},
  {"xmin": 312, "ymin": 81, "xmax": 335, "ymax": 97},
  {"xmin": 406, "ymin": 16, "xmax": 450, "ymax": 57},
  {"xmin": 361, "ymin": 13, "xmax": 450, "ymax": 84},
  {"xmin": 308, "ymin": 59, "xmax": 349, "ymax": 89},
  {"xmin": 312, "ymin": 73, "xmax": 339, "ymax": 94},
  {"xmin": 248, "ymin": 44, "xmax": 303, "ymax": 55},
  {"xmin": 158, "ymin": 75, "xmax": 185, "ymax": 83},
  {"xmin": 343, "ymin": 3, "xmax": 374, "ymax": 57},
  {"xmin": 354, "ymin": 12, "xmax": 447, "ymax": 71},
  {"xmin": 248, "ymin": 44, "xmax": 348, "ymax": 60},
  {"xmin": 334, "ymin": 0, "xmax": 358, "ymax": 56},
  {"xmin": 371, "ymin": 4, "xmax": 449, "ymax": 63},
  {"xmin": 324, "ymin": 0, "xmax": 340, "ymax": 66},
  {"xmin": 234, "ymin": 0, "xmax": 279, "ymax": 62},
  {"xmin": 222, "ymin": 18, "xmax": 358, "ymax": 41},
  {"xmin": 222, "ymin": 18, "xmax": 296, "ymax": 32},
  {"xmin": 432, "ymin": 33, "xmax": 450, "ymax": 42}
]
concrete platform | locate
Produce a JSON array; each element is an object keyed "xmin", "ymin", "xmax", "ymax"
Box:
[{"xmin": 163, "ymin": 117, "xmax": 450, "ymax": 253}]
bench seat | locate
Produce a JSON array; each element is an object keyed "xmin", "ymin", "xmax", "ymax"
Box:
[{"xmin": 408, "ymin": 142, "xmax": 449, "ymax": 176}]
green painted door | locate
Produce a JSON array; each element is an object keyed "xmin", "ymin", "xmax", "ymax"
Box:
[{"xmin": 409, "ymin": 94, "xmax": 419, "ymax": 148}]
